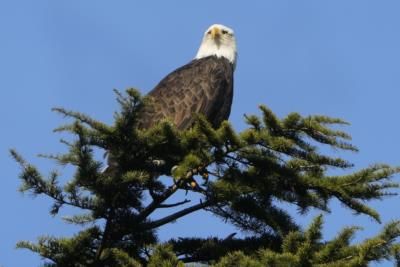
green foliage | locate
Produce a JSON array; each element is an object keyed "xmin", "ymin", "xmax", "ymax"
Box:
[
  {"xmin": 214, "ymin": 251, "xmax": 262, "ymax": 267},
  {"xmin": 214, "ymin": 216, "xmax": 400, "ymax": 267},
  {"xmin": 147, "ymin": 245, "xmax": 184, "ymax": 267},
  {"xmin": 16, "ymin": 227, "xmax": 102, "ymax": 266},
  {"xmin": 11, "ymin": 88, "xmax": 400, "ymax": 266}
]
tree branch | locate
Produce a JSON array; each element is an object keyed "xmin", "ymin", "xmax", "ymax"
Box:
[
  {"xmin": 142, "ymin": 200, "xmax": 213, "ymax": 230},
  {"xmin": 136, "ymin": 167, "xmax": 206, "ymax": 221},
  {"xmin": 95, "ymin": 211, "xmax": 114, "ymax": 262},
  {"xmin": 159, "ymin": 199, "xmax": 191, "ymax": 208},
  {"xmin": 136, "ymin": 182, "xmax": 181, "ymax": 222}
]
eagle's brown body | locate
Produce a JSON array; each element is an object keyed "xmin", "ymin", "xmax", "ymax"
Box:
[
  {"xmin": 138, "ymin": 56, "xmax": 234, "ymax": 130},
  {"xmin": 105, "ymin": 24, "xmax": 236, "ymax": 173}
]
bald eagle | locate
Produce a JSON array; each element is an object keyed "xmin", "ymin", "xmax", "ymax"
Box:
[
  {"xmin": 138, "ymin": 24, "xmax": 237, "ymax": 130},
  {"xmin": 105, "ymin": 24, "xmax": 236, "ymax": 172}
]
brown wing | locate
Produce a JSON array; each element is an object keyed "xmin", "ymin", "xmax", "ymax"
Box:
[{"xmin": 138, "ymin": 56, "xmax": 234, "ymax": 130}]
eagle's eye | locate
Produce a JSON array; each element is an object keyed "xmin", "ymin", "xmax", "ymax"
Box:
[
  {"xmin": 222, "ymin": 30, "xmax": 228, "ymax": 35},
  {"xmin": 207, "ymin": 30, "xmax": 211, "ymax": 35}
]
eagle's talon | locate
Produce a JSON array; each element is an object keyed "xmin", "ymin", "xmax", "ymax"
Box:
[
  {"xmin": 171, "ymin": 165, "xmax": 178, "ymax": 173},
  {"xmin": 152, "ymin": 159, "xmax": 166, "ymax": 167}
]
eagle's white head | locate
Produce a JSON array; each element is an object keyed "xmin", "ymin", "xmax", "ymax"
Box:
[{"xmin": 195, "ymin": 24, "xmax": 237, "ymax": 69}]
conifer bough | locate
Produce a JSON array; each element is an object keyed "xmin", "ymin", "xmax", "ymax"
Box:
[{"xmin": 11, "ymin": 89, "xmax": 400, "ymax": 266}]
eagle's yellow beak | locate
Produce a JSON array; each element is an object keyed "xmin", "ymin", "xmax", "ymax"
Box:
[{"xmin": 211, "ymin": 27, "xmax": 221, "ymax": 39}]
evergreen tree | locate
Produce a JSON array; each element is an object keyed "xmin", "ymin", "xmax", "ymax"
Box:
[{"xmin": 11, "ymin": 89, "xmax": 400, "ymax": 266}]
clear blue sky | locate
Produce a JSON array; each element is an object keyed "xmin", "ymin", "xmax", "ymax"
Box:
[{"xmin": 1, "ymin": 1, "xmax": 400, "ymax": 266}]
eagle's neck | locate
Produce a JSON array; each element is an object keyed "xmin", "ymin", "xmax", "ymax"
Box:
[{"xmin": 195, "ymin": 42, "xmax": 237, "ymax": 70}]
